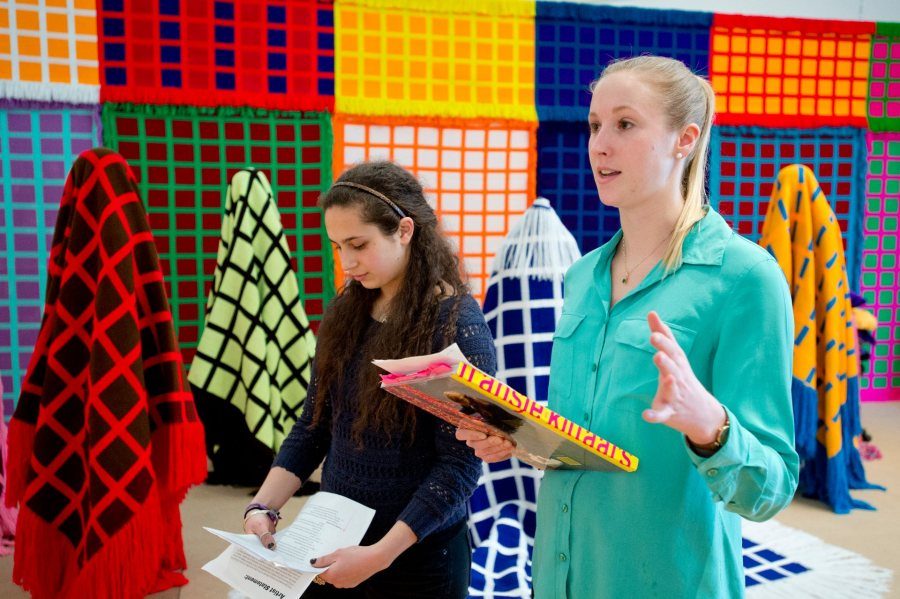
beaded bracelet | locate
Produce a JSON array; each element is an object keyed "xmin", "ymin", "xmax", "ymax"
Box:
[{"xmin": 243, "ymin": 502, "xmax": 282, "ymax": 525}]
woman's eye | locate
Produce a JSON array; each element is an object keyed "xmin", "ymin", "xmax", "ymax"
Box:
[
  {"xmin": 588, "ymin": 122, "xmax": 600, "ymax": 133},
  {"xmin": 351, "ymin": 243, "xmax": 366, "ymax": 251},
  {"xmin": 618, "ymin": 120, "xmax": 633, "ymax": 130}
]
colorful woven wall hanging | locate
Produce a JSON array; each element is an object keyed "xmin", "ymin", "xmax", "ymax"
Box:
[
  {"xmin": 860, "ymin": 132, "xmax": 900, "ymax": 401},
  {"xmin": 709, "ymin": 126, "xmax": 867, "ymax": 290},
  {"xmin": 0, "ymin": 0, "xmax": 99, "ymax": 102},
  {"xmin": 334, "ymin": 0, "xmax": 536, "ymax": 120},
  {"xmin": 333, "ymin": 114, "xmax": 536, "ymax": 299},
  {"xmin": 867, "ymin": 23, "xmax": 900, "ymax": 131},
  {"xmin": 536, "ymin": 120, "xmax": 620, "ymax": 253},
  {"xmin": 97, "ymin": 0, "xmax": 334, "ymax": 111},
  {"xmin": 101, "ymin": 103, "xmax": 334, "ymax": 363},
  {"xmin": 710, "ymin": 14, "xmax": 874, "ymax": 127},
  {"xmin": 534, "ymin": 2, "xmax": 711, "ymax": 121},
  {"xmin": 0, "ymin": 100, "xmax": 101, "ymax": 418}
]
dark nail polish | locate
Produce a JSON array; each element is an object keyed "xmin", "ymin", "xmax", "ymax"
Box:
[
  {"xmin": 310, "ymin": 558, "xmax": 317, "ymax": 565},
  {"xmin": 267, "ymin": 542, "xmax": 275, "ymax": 549}
]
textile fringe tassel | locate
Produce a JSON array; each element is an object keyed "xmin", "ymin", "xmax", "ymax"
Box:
[
  {"xmin": 11, "ymin": 488, "xmax": 168, "ymax": 599},
  {"xmin": 498, "ymin": 197, "xmax": 581, "ymax": 283},
  {"xmin": 743, "ymin": 519, "xmax": 893, "ymax": 598},
  {"xmin": 0, "ymin": 81, "xmax": 100, "ymax": 104}
]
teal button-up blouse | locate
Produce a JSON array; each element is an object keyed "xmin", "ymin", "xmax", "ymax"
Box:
[{"xmin": 533, "ymin": 209, "xmax": 799, "ymax": 598}]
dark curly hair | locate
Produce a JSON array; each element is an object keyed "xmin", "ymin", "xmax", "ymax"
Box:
[{"xmin": 312, "ymin": 161, "xmax": 468, "ymax": 445}]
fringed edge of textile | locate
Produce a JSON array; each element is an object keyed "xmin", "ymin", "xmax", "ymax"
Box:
[
  {"xmin": 100, "ymin": 87, "xmax": 334, "ymax": 113},
  {"xmin": 536, "ymin": 105, "xmax": 590, "ymax": 123},
  {"xmin": 334, "ymin": 97, "xmax": 538, "ymax": 123},
  {"xmin": 875, "ymin": 21, "xmax": 900, "ymax": 36},
  {"xmin": 715, "ymin": 113, "xmax": 870, "ymax": 129},
  {"xmin": 101, "ymin": 101, "xmax": 332, "ymax": 122},
  {"xmin": 0, "ymin": 81, "xmax": 100, "ymax": 105},
  {"xmin": 798, "ymin": 380, "xmax": 886, "ymax": 513},
  {"xmin": 791, "ymin": 377, "xmax": 818, "ymax": 461},
  {"xmin": 10, "ymin": 481, "xmax": 174, "ymax": 599},
  {"xmin": 536, "ymin": 1, "xmax": 711, "ymax": 27},
  {"xmin": 712, "ymin": 13, "xmax": 875, "ymax": 35},
  {"xmin": 867, "ymin": 118, "xmax": 900, "ymax": 133},
  {"xmin": 492, "ymin": 198, "xmax": 580, "ymax": 283},
  {"xmin": 743, "ymin": 519, "xmax": 893, "ymax": 599},
  {"xmin": 150, "ymin": 420, "xmax": 208, "ymax": 496},
  {"xmin": 4, "ymin": 419, "xmax": 34, "ymax": 510},
  {"xmin": 341, "ymin": 0, "xmax": 535, "ymax": 17}
]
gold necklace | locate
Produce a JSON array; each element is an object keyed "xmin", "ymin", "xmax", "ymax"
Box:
[{"xmin": 619, "ymin": 233, "xmax": 672, "ymax": 284}]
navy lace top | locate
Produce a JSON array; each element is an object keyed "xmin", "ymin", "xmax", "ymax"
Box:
[{"xmin": 273, "ymin": 294, "xmax": 497, "ymax": 543}]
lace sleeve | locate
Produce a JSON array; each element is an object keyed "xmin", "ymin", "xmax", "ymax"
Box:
[
  {"xmin": 271, "ymin": 359, "xmax": 331, "ymax": 481},
  {"xmin": 397, "ymin": 294, "xmax": 497, "ymax": 539}
]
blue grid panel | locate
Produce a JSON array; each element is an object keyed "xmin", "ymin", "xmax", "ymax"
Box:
[
  {"xmin": 537, "ymin": 120, "xmax": 620, "ymax": 253},
  {"xmin": 535, "ymin": 2, "xmax": 712, "ymax": 121},
  {"xmin": 0, "ymin": 104, "xmax": 102, "ymax": 419},
  {"xmin": 709, "ymin": 126, "xmax": 867, "ymax": 290}
]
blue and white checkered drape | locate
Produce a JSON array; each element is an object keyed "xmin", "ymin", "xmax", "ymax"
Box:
[{"xmin": 468, "ymin": 198, "xmax": 581, "ymax": 598}]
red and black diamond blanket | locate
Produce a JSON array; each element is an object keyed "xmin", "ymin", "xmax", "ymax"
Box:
[{"xmin": 5, "ymin": 148, "xmax": 207, "ymax": 599}]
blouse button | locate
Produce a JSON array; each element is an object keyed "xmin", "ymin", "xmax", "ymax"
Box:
[{"xmin": 559, "ymin": 553, "xmax": 567, "ymax": 562}]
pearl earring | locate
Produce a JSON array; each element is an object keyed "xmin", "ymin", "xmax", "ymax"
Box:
[{"xmin": 676, "ymin": 152, "xmax": 684, "ymax": 159}]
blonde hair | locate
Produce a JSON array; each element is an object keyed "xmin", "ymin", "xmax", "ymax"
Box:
[{"xmin": 595, "ymin": 55, "xmax": 716, "ymax": 272}]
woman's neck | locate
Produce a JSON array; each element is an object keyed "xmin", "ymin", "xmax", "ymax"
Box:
[{"xmin": 618, "ymin": 196, "xmax": 682, "ymax": 258}]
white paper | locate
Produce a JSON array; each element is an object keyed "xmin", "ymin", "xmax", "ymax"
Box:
[
  {"xmin": 202, "ymin": 492, "xmax": 376, "ymax": 599},
  {"xmin": 372, "ymin": 343, "xmax": 468, "ymax": 375},
  {"xmin": 203, "ymin": 545, "xmax": 315, "ymax": 599}
]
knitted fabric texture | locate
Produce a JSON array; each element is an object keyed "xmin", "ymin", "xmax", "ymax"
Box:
[
  {"xmin": 759, "ymin": 164, "xmax": 882, "ymax": 514},
  {"xmin": 274, "ymin": 295, "xmax": 497, "ymax": 544},
  {"xmin": 188, "ymin": 168, "xmax": 316, "ymax": 451},
  {"xmin": 5, "ymin": 148, "xmax": 207, "ymax": 599},
  {"xmin": 468, "ymin": 199, "xmax": 580, "ymax": 597}
]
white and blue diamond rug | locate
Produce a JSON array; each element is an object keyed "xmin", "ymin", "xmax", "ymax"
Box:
[{"xmin": 743, "ymin": 518, "xmax": 893, "ymax": 598}]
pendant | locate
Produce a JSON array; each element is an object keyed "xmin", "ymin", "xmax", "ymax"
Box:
[{"xmin": 621, "ymin": 275, "xmax": 628, "ymax": 284}]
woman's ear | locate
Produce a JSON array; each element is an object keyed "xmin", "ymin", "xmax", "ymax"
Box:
[
  {"xmin": 676, "ymin": 122, "xmax": 701, "ymax": 159},
  {"xmin": 397, "ymin": 216, "xmax": 415, "ymax": 245}
]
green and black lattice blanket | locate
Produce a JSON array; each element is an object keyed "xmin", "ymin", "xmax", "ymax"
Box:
[{"xmin": 188, "ymin": 169, "xmax": 316, "ymax": 452}]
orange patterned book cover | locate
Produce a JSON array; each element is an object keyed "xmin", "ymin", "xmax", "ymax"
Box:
[{"xmin": 374, "ymin": 346, "xmax": 638, "ymax": 472}]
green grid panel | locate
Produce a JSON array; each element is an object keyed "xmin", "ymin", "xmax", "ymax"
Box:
[
  {"xmin": 860, "ymin": 132, "xmax": 900, "ymax": 401},
  {"xmin": 101, "ymin": 103, "xmax": 334, "ymax": 365}
]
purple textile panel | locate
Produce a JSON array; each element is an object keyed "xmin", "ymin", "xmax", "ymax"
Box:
[{"xmin": 0, "ymin": 101, "xmax": 102, "ymax": 417}]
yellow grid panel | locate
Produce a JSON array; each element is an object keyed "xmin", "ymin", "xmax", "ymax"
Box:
[
  {"xmin": 0, "ymin": 0, "xmax": 98, "ymax": 89},
  {"xmin": 333, "ymin": 114, "xmax": 537, "ymax": 298},
  {"xmin": 710, "ymin": 14, "xmax": 871, "ymax": 126},
  {"xmin": 335, "ymin": 0, "xmax": 536, "ymax": 120}
]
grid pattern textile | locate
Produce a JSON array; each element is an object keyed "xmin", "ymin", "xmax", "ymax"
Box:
[
  {"xmin": 709, "ymin": 126, "xmax": 867, "ymax": 291},
  {"xmin": 868, "ymin": 23, "xmax": 900, "ymax": 132},
  {"xmin": 534, "ymin": 2, "xmax": 711, "ymax": 121},
  {"xmin": 536, "ymin": 120, "xmax": 620, "ymax": 253},
  {"xmin": 334, "ymin": 0, "xmax": 536, "ymax": 120},
  {"xmin": 0, "ymin": 0, "xmax": 99, "ymax": 103},
  {"xmin": 6, "ymin": 148, "xmax": 206, "ymax": 598},
  {"xmin": 187, "ymin": 169, "xmax": 316, "ymax": 452},
  {"xmin": 860, "ymin": 133, "xmax": 900, "ymax": 401},
  {"xmin": 101, "ymin": 103, "xmax": 334, "ymax": 364},
  {"xmin": 333, "ymin": 114, "xmax": 536, "ymax": 299},
  {"xmin": 97, "ymin": 0, "xmax": 334, "ymax": 111},
  {"xmin": 0, "ymin": 101, "xmax": 101, "ymax": 418},
  {"xmin": 468, "ymin": 199, "xmax": 580, "ymax": 598},
  {"xmin": 742, "ymin": 518, "xmax": 893, "ymax": 597},
  {"xmin": 759, "ymin": 164, "xmax": 881, "ymax": 514},
  {"xmin": 710, "ymin": 14, "xmax": 874, "ymax": 128}
]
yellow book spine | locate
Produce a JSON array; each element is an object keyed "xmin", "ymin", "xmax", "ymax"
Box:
[{"xmin": 452, "ymin": 362, "xmax": 639, "ymax": 472}]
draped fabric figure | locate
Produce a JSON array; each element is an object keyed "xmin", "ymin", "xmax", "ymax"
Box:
[
  {"xmin": 188, "ymin": 169, "xmax": 316, "ymax": 484},
  {"xmin": 759, "ymin": 164, "xmax": 883, "ymax": 513},
  {"xmin": 468, "ymin": 198, "xmax": 581, "ymax": 597},
  {"xmin": 5, "ymin": 148, "xmax": 207, "ymax": 598}
]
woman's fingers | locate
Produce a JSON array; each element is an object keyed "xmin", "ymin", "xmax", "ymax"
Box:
[{"xmin": 455, "ymin": 428, "xmax": 487, "ymax": 442}]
